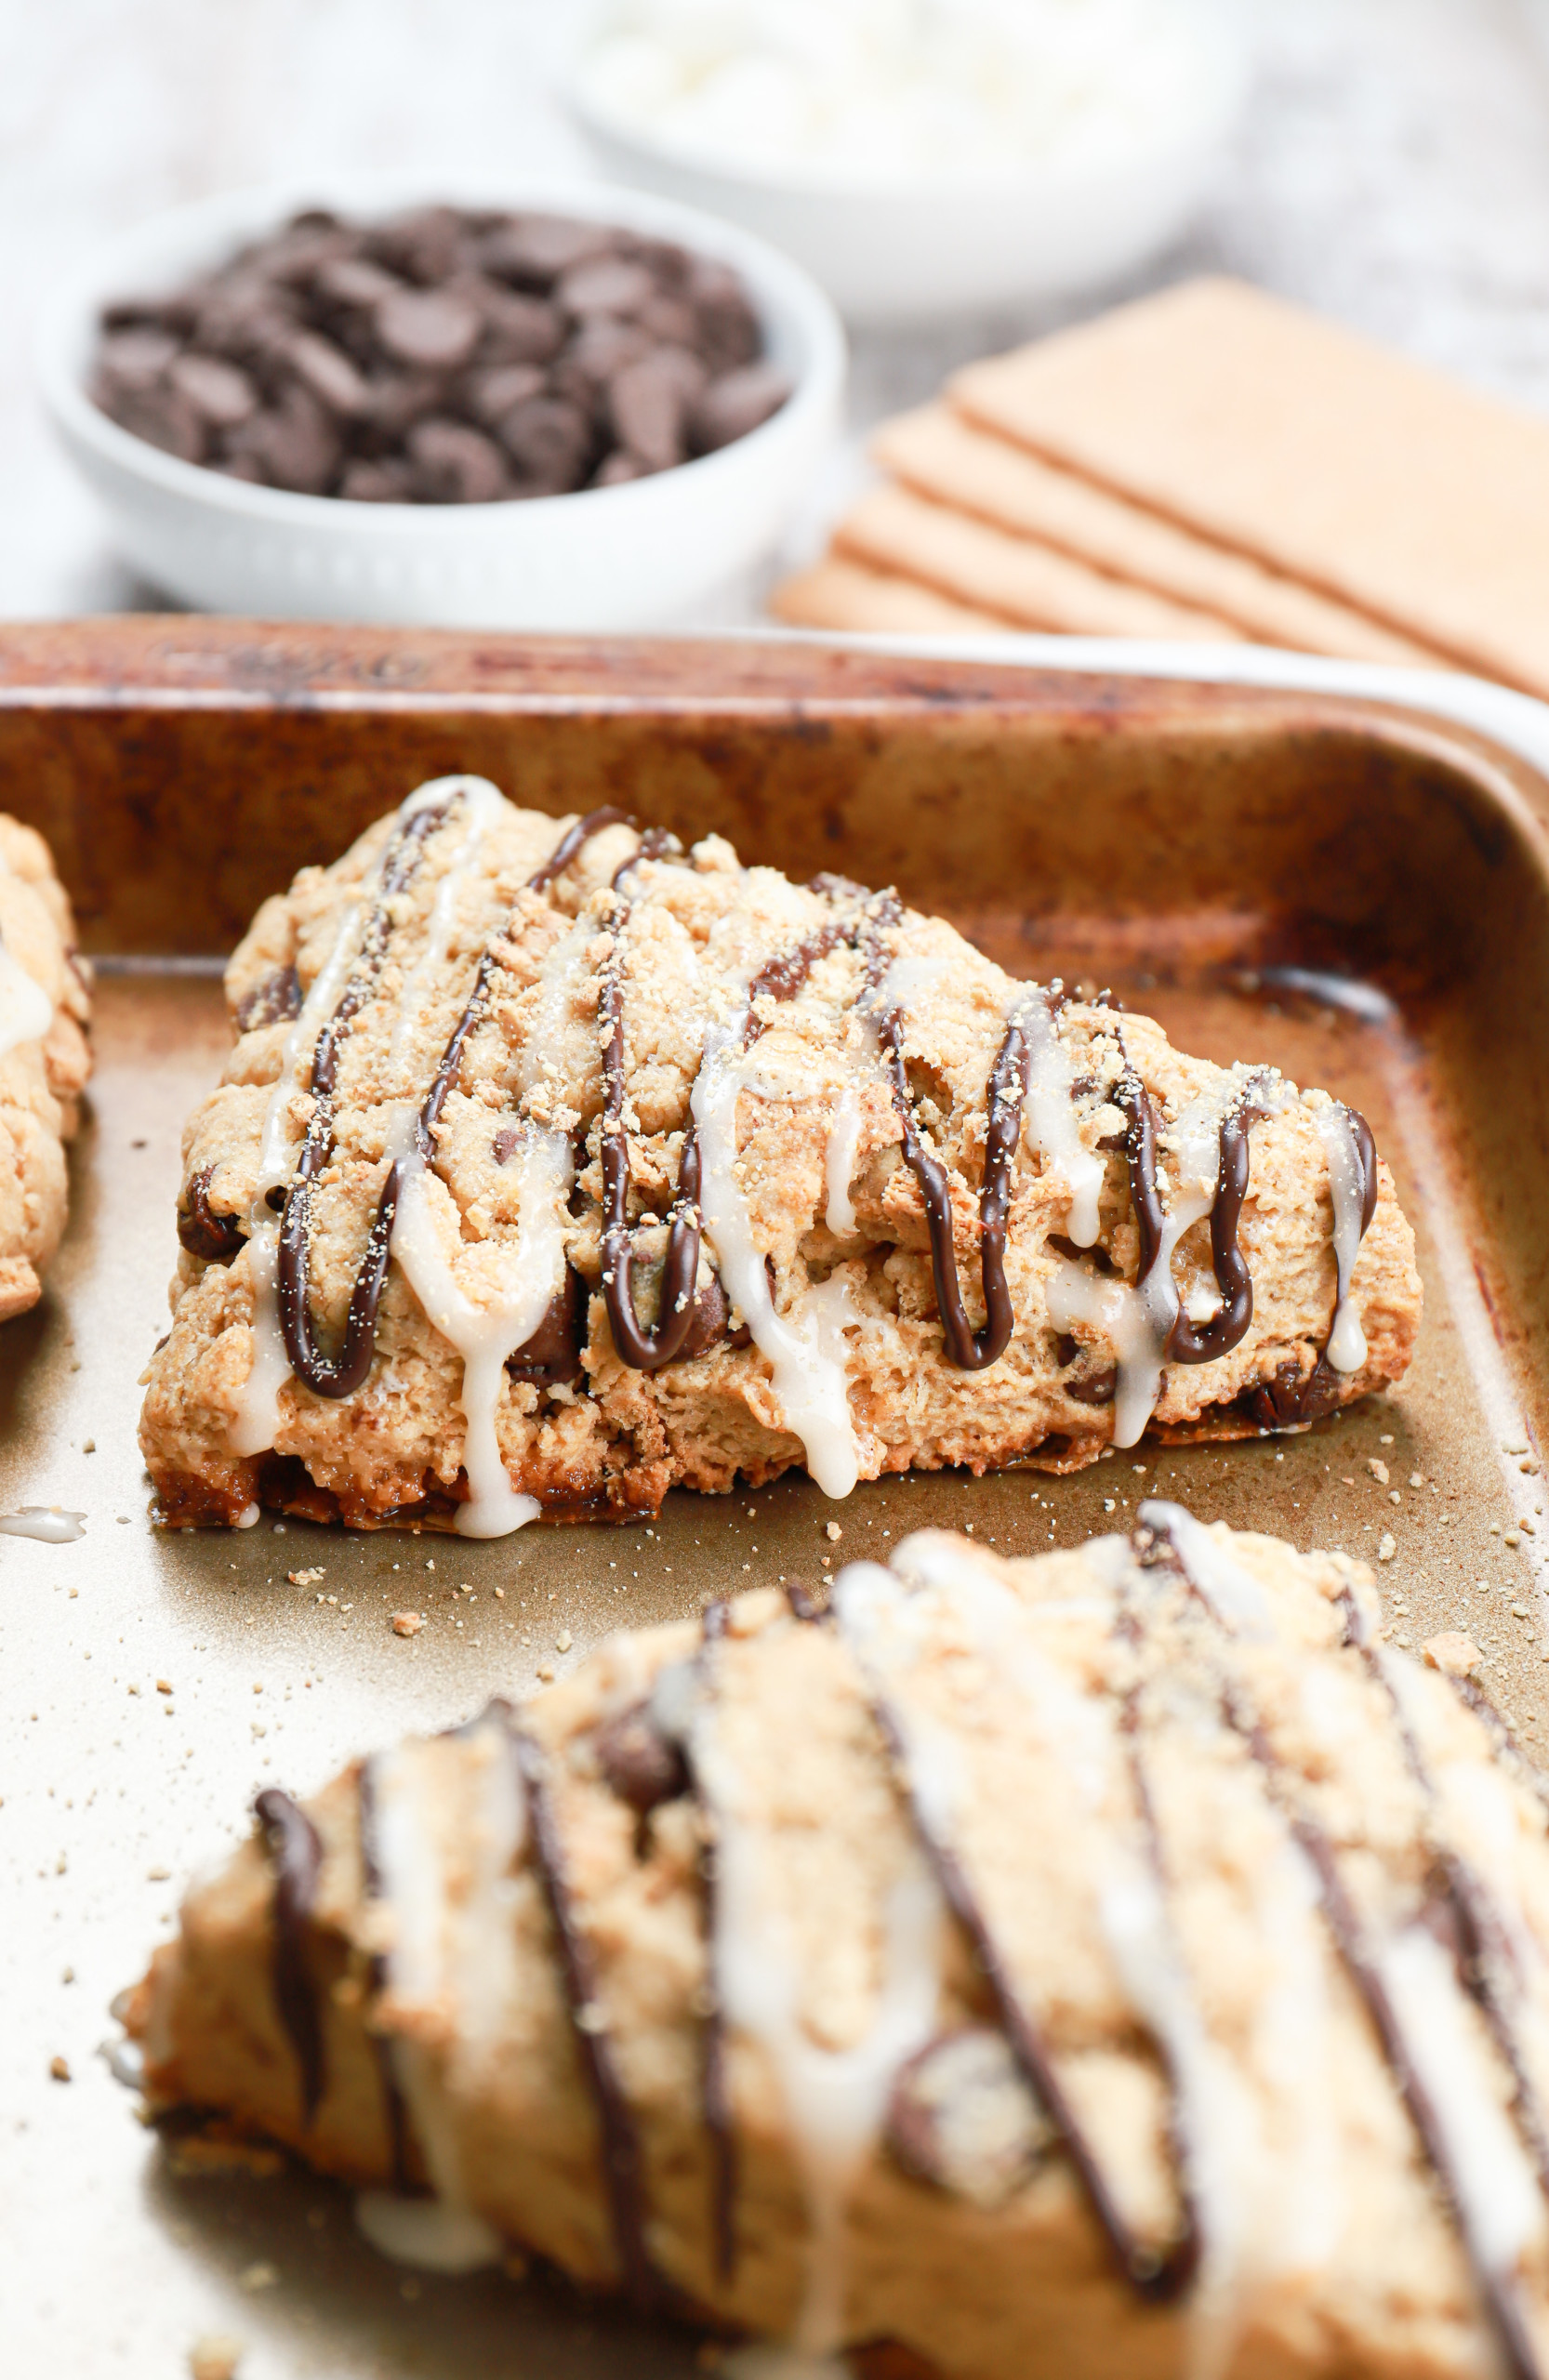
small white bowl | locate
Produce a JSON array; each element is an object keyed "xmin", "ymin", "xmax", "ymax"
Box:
[
  {"xmin": 38, "ymin": 175, "xmax": 845, "ymax": 629},
  {"xmin": 567, "ymin": 7, "xmax": 1248, "ymax": 328}
]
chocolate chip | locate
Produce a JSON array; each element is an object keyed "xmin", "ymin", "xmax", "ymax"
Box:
[
  {"xmin": 93, "ymin": 205, "xmax": 778, "ymax": 503},
  {"xmin": 594, "ymin": 1701, "xmax": 690, "ymax": 1816},
  {"xmin": 505, "ymin": 1267, "xmax": 586, "ymax": 1387},
  {"xmin": 375, "ymin": 286, "xmax": 481, "ymax": 371},
  {"xmin": 463, "ymin": 363, "xmax": 548, "ymax": 428},
  {"xmin": 233, "ymin": 962, "xmax": 301, "ymax": 1032},
  {"xmin": 178, "ymin": 1165, "xmax": 245, "ymax": 1265},
  {"xmin": 314, "ymin": 254, "xmax": 404, "ymax": 311},
  {"xmin": 556, "ymin": 256, "xmax": 655, "ymax": 320},
  {"xmin": 470, "ymin": 285, "xmax": 565, "ymax": 368},
  {"xmin": 1066, "ymin": 1366, "xmax": 1118, "ymax": 1407},
  {"xmin": 610, "ymin": 346, "xmax": 707, "ymax": 472},
  {"xmin": 404, "ymin": 418, "xmax": 510, "ymax": 504},
  {"xmin": 676, "ymin": 1269, "xmax": 752, "ymax": 1359},
  {"xmin": 287, "ymin": 329, "xmax": 372, "ymax": 417},
  {"xmin": 591, "ymin": 451, "xmax": 647, "ymax": 489},
  {"xmin": 885, "ymin": 2029, "xmax": 1053, "ymax": 2211},
  {"xmin": 97, "ymin": 327, "xmax": 179, "ymax": 390},
  {"xmin": 689, "ymin": 362, "xmax": 791, "ymax": 455},
  {"xmin": 491, "ymin": 1126, "xmax": 522, "ymax": 1167},
  {"xmin": 95, "ymin": 376, "xmax": 205, "ymax": 463},
  {"xmin": 367, "ymin": 205, "xmax": 468, "ymax": 288},
  {"xmin": 480, "ymin": 215, "xmax": 616, "ymax": 285},
  {"xmin": 167, "ymin": 351, "xmax": 258, "ymax": 429},
  {"xmin": 493, "ymin": 394, "xmax": 592, "ymax": 492},
  {"xmin": 227, "ymin": 385, "xmax": 340, "ymax": 495},
  {"xmin": 101, "ymin": 293, "xmax": 199, "ymax": 337},
  {"xmin": 338, "ymin": 457, "xmax": 411, "ymax": 503}
]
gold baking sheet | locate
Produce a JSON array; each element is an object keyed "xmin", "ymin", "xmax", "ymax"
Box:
[{"xmin": 3, "ymin": 626, "xmax": 1545, "ymax": 2377}]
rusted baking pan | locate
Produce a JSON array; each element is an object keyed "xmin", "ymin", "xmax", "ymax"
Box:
[{"xmin": 5, "ymin": 619, "xmax": 1549, "ymax": 2379}]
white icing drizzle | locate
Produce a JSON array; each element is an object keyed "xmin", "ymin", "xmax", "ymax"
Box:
[
  {"xmin": 387, "ymin": 776, "xmax": 508, "ymax": 1079},
  {"xmin": 363, "ymin": 1725, "xmax": 520, "ymax": 2272},
  {"xmin": 691, "ymin": 1644, "xmax": 943, "ymax": 2359},
  {"xmin": 823, "ymin": 1076, "xmax": 863, "ymax": 1239},
  {"xmin": 1013, "ymin": 989, "xmax": 1103, "ymax": 1247},
  {"xmin": 389, "ymin": 1119, "xmax": 566, "ymax": 1539},
  {"xmin": 355, "ymin": 2189, "xmax": 505, "ymax": 2274},
  {"xmin": 1311, "ymin": 1100, "xmax": 1370, "ymax": 1374},
  {"xmin": 388, "ymin": 906, "xmax": 602, "ymax": 1539},
  {"xmin": 1377, "ymin": 1923, "xmax": 1544, "ymax": 2282},
  {"xmin": 1046, "ymin": 1068, "xmax": 1273, "ymax": 1449},
  {"xmin": 692, "ymin": 1022, "xmax": 860, "ymax": 1499},
  {"xmin": 0, "ymin": 936, "xmax": 52, "ymax": 1060},
  {"xmin": 1138, "ymin": 1500, "xmax": 1275, "ymax": 1642},
  {"xmin": 0, "ymin": 1505, "xmax": 86, "ymax": 1542}
]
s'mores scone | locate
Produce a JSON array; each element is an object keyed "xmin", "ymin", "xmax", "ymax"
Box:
[
  {"xmin": 138, "ymin": 777, "xmax": 1419, "ymax": 1532},
  {"xmin": 126, "ymin": 1518, "xmax": 1549, "ymax": 2379},
  {"xmin": 0, "ymin": 813, "xmax": 90, "ymax": 1320}
]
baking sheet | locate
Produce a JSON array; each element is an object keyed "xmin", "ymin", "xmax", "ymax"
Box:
[{"xmin": 4, "ymin": 627, "xmax": 1547, "ymax": 2377}]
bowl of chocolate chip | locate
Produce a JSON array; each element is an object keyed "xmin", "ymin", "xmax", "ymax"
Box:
[{"xmin": 39, "ymin": 178, "xmax": 844, "ymax": 628}]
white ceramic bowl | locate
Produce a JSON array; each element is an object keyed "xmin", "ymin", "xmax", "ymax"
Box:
[
  {"xmin": 38, "ymin": 175, "xmax": 845, "ymax": 629},
  {"xmin": 566, "ymin": 7, "xmax": 1248, "ymax": 327}
]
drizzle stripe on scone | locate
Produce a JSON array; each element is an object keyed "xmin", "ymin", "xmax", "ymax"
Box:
[{"xmin": 139, "ymin": 778, "xmax": 1420, "ymax": 1531}]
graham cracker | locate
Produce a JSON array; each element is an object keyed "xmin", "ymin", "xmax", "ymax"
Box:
[
  {"xmin": 877, "ymin": 403, "xmax": 1437, "ymax": 668},
  {"xmin": 770, "ymin": 556, "xmax": 1007, "ymax": 635},
  {"xmin": 831, "ymin": 482, "xmax": 1247, "ymax": 641},
  {"xmin": 951, "ymin": 275, "xmax": 1549, "ymax": 693}
]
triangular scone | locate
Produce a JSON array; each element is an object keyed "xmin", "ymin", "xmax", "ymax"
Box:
[
  {"xmin": 126, "ymin": 1518, "xmax": 1549, "ymax": 2379},
  {"xmin": 0, "ymin": 814, "xmax": 91, "ymax": 1323},
  {"xmin": 137, "ymin": 779, "xmax": 1420, "ymax": 1531}
]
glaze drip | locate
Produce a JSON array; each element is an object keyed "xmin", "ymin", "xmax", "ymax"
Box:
[{"xmin": 254, "ymin": 1787, "xmax": 325, "ymax": 2125}]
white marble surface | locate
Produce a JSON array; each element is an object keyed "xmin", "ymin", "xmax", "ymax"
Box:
[{"xmin": 6, "ymin": 0, "xmax": 1549, "ymax": 620}]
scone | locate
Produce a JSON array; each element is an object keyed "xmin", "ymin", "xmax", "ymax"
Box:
[
  {"xmin": 0, "ymin": 813, "xmax": 91, "ymax": 1320},
  {"xmin": 125, "ymin": 1516, "xmax": 1549, "ymax": 2379},
  {"xmin": 138, "ymin": 776, "xmax": 1420, "ymax": 1533}
]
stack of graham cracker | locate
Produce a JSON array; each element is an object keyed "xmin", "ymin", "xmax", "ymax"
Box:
[{"xmin": 774, "ymin": 276, "xmax": 1549, "ymax": 691}]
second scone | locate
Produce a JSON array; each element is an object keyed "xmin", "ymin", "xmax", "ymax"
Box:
[{"xmin": 139, "ymin": 777, "xmax": 1420, "ymax": 1531}]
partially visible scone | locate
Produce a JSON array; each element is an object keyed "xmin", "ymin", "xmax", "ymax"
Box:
[
  {"xmin": 126, "ymin": 1517, "xmax": 1549, "ymax": 2379},
  {"xmin": 137, "ymin": 776, "xmax": 1420, "ymax": 1532},
  {"xmin": 0, "ymin": 814, "xmax": 90, "ymax": 1321}
]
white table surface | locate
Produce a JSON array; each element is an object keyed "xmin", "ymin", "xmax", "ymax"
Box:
[{"xmin": 7, "ymin": 0, "xmax": 1549, "ymax": 626}]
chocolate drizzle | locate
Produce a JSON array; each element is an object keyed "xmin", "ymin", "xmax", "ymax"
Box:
[
  {"xmin": 278, "ymin": 798, "xmax": 450, "ymax": 1396},
  {"xmin": 1242, "ymin": 1102, "xmax": 1380, "ymax": 1430},
  {"xmin": 598, "ymin": 833, "xmax": 710, "ymax": 1372},
  {"xmin": 863, "ymin": 1686, "xmax": 1198, "ymax": 2302},
  {"xmin": 1114, "ymin": 1064, "xmax": 1265, "ymax": 1368},
  {"xmin": 254, "ymin": 1787, "xmax": 325, "ymax": 2127},
  {"xmin": 507, "ymin": 1715, "xmax": 659, "ymax": 2309},
  {"xmin": 356, "ymin": 1755, "xmax": 413, "ymax": 2190},
  {"xmin": 275, "ymin": 800, "xmax": 629, "ymax": 1401},
  {"xmin": 1164, "ymin": 1099, "xmax": 1264, "ymax": 1364},
  {"xmin": 1145, "ymin": 1514, "xmax": 1545, "ymax": 2380},
  {"xmin": 869, "ymin": 945, "xmax": 1041, "ymax": 1375}
]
